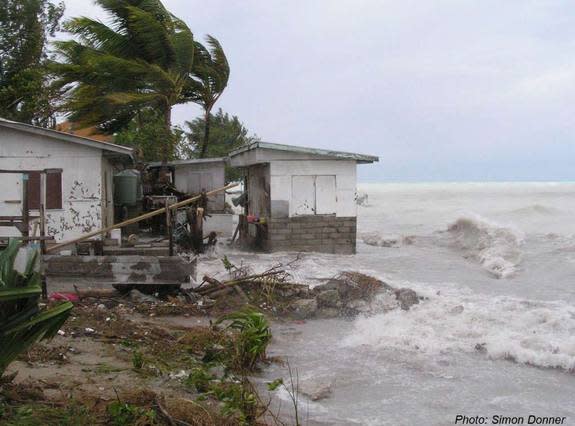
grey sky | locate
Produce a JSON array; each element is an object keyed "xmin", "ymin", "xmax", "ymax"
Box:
[{"xmin": 61, "ymin": 0, "xmax": 575, "ymax": 182}]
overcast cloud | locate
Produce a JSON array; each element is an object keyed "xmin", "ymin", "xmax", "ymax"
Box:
[{"xmin": 61, "ymin": 0, "xmax": 575, "ymax": 181}]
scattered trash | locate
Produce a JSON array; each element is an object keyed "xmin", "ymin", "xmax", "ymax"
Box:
[{"xmin": 49, "ymin": 292, "xmax": 80, "ymax": 302}]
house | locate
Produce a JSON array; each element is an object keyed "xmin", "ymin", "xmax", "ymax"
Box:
[
  {"xmin": 228, "ymin": 141, "xmax": 378, "ymax": 254},
  {"xmin": 146, "ymin": 158, "xmax": 233, "ymax": 236},
  {"xmin": 0, "ymin": 118, "xmax": 133, "ymax": 242}
]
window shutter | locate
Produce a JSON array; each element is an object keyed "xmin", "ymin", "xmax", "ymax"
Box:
[
  {"xmin": 26, "ymin": 172, "xmax": 41, "ymax": 210},
  {"xmin": 46, "ymin": 171, "xmax": 62, "ymax": 210}
]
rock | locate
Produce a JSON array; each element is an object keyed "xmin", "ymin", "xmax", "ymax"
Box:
[
  {"xmin": 208, "ymin": 364, "xmax": 225, "ymax": 378},
  {"xmin": 129, "ymin": 289, "xmax": 158, "ymax": 303},
  {"xmin": 300, "ymin": 382, "xmax": 333, "ymax": 401},
  {"xmin": 316, "ymin": 307, "xmax": 340, "ymax": 319},
  {"xmin": 449, "ymin": 305, "xmax": 464, "ymax": 315},
  {"xmin": 314, "ymin": 272, "xmax": 394, "ymax": 302},
  {"xmin": 198, "ymin": 297, "xmax": 215, "ymax": 308},
  {"xmin": 395, "ymin": 288, "xmax": 419, "ymax": 310},
  {"xmin": 347, "ymin": 299, "xmax": 371, "ymax": 313},
  {"xmin": 316, "ymin": 289, "xmax": 341, "ymax": 308},
  {"xmin": 376, "ymin": 293, "xmax": 400, "ymax": 311},
  {"xmin": 290, "ymin": 299, "xmax": 317, "ymax": 319}
]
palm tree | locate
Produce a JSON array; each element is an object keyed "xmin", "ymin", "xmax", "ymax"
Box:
[
  {"xmin": 0, "ymin": 240, "xmax": 73, "ymax": 378},
  {"xmin": 51, "ymin": 0, "xmax": 196, "ymax": 162},
  {"xmin": 189, "ymin": 35, "xmax": 230, "ymax": 158}
]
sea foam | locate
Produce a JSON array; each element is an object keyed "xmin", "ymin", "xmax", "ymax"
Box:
[
  {"xmin": 446, "ymin": 215, "xmax": 524, "ymax": 278},
  {"xmin": 343, "ymin": 284, "xmax": 575, "ymax": 372}
]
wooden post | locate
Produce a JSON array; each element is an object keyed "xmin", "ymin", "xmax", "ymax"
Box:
[
  {"xmin": 39, "ymin": 172, "xmax": 46, "ymax": 254},
  {"xmin": 165, "ymin": 199, "xmax": 174, "ymax": 256},
  {"xmin": 21, "ymin": 173, "xmax": 29, "ymax": 241},
  {"xmin": 39, "ymin": 172, "xmax": 47, "ymax": 299}
]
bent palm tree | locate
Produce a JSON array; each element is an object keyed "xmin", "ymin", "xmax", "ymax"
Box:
[
  {"xmin": 51, "ymin": 0, "xmax": 196, "ymax": 162},
  {"xmin": 0, "ymin": 240, "xmax": 73, "ymax": 378},
  {"xmin": 189, "ymin": 35, "xmax": 230, "ymax": 158}
]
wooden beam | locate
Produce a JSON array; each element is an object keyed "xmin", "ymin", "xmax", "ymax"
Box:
[
  {"xmin": 0, "ymin": 169, "xmax": 62, "ymax": 174},
  {"xmin": 45, "ymin": 183, "xmax": 238, "ymax": 253},
  {"xmin": 21, "ymin": 173, "xmax": 29, "ymax": 239},
  {"xmin": 0, "ymin": 236, "xmax": 54, "ymax": 242}
]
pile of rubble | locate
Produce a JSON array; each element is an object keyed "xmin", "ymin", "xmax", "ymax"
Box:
[
  {"xmin": 65, "ymin": 257, "xmax": 423, "ymax": 320},
  {"xmin": 290, "ymin": 271, "xmax": 421, "ymax": 319}
]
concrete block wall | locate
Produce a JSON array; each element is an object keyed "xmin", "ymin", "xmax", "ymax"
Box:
[{"xmin": 265, "ymin": 216, "xmax": 357, "ymax": 254}]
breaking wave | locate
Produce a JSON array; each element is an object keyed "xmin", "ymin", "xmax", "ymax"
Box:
[
  {"xmin": 362, "ymin": 233, "xmax": 416, "ymax": 248},
  {"xmin": 343, "ymin": 284, "xmax": 575, "ymax": 372},
  {"xmin": 446, "ymin": 215, "xmax": 524, "ymax": 278},
  {"xmin": 508, "ymin": 204, "xmax": 561, "ymax": 216}
]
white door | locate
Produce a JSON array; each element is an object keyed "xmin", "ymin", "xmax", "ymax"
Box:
[
  {"xmin": 291, "ymin": 176, "xmax": 315, "ymax": 215},
  {"xmin": 0, "ymin": 174, "xmax": 24, "ymax": 237},
  {"xmin": 200, "ymin": 173, "xmax": 213, "ymax": 192},
  {"xmin": 315, "ymin": 175, "xmax": 337, "ymax": 214}
]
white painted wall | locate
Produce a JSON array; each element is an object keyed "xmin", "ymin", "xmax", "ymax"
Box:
[
  {"xmin": 269, "ymin": 160, "xmax": 357, "ymax": 217},
  {"xmin": 172, "ymin": 162, "xmax": 226, "ymax": 211},
  {"xmin": 0, "ymin": 127, "xmax": 106, "ymax": 241}
]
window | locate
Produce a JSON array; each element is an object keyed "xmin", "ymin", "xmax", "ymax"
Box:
[
  {"xmin": 291, "ymin": 175, "xmax": 336, "ymax": 216},
  {"xmin": 26, "ymin": 170, "xmax": 62, "ymax": 210}
]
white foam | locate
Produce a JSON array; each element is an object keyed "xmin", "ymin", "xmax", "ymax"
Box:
[
  {"xmin": 343, "ymin": 283, "xmax": 575, "ymax": 372},
  {"xmin": 446, "ymin": 215, "xmax": 524, "ymax": 278}
]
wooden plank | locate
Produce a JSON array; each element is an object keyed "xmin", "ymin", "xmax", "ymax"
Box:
[
  {"xmin": 21, "ymin": 173, "xmax": 29, "ymax": 238},
  {"xmin": 0, "ymin": 236, "xmax": 54, "ymax": 241},
  {"xmin": 45, "ymin": 183, "xmax": 238, "ymax": 253}
]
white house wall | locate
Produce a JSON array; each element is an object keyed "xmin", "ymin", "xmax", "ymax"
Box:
[
  {"xmin": 269, "ymin": 160, "xmax": 357, "ymax": 218},
  {"xmin": 0, "ymin": 127, "xmax": 105, "ymax": 241},
  {"xmin": 101, "ymin": 156, "xmax": 115, "ymax": 229},
  {"xmin": 173, "ymin": 162, "xmax": 225, "ymax": 211}
]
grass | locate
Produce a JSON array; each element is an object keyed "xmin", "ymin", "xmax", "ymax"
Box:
[{"xmin": 0, "ymin": 402, "xmax": 96, "ymax": 426}]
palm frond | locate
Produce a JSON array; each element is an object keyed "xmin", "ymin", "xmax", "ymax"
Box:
[
  {"xmin": 0, "ymin": 240, "xmax": 73, "ymax": 377},
  {"xmin": 64, "ymin": 17, "xmax": 132, "ymax": 57}
]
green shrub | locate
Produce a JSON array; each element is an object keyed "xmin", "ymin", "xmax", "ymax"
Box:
[
  {"xmin": 132, "ymin": 351, "xmax": 144, "ymax": 370},
  {"xmin": 107, "ymin": 401, "xmax": 156, "ymax": 425},
  {"xmin": 216, "ymin": 307, "xmax": 271, "ymax": 372},
  {"xmin": 0, "ymin": 240, "xmax": 73, "ymax": 377}
]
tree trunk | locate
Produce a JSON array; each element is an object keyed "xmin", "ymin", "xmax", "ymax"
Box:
[
  {"xmin": 200, "ymin": 109, "xmax": 211, "ymax": 158},
  {"xmin": 162, "ymin": 104, "xmax": 173, "ymax": 164}
]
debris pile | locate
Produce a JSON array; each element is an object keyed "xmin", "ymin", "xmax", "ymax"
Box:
[{"xmin": 54, "ymin": 258, "xmax": 422, "ymax": 321}]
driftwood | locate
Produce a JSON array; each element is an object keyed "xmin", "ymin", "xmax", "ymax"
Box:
[
  {"xmin": 73, "ymin": 285, "xmax": 120, "ymax": 299},
  {"xmin": 195, "ymin": 270, "xmax": 287, "ymax": 296}
]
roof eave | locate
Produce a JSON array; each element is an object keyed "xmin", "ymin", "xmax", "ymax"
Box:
[
  {"xmin": 0, "ymin": 118, "xmax": 133, "ymax": 158},
  {"xmin": 228, "ymin": 141, "xmax": 379, "ymax": 163}
]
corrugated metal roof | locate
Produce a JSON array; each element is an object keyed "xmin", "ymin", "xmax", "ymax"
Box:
[
  {"xmin": 0, "ymin": 117, "xmax": 133, "ymax": 157},
  {"xmin": 229, "ymin": 141, "xmax": 379, "ymax": 163}
]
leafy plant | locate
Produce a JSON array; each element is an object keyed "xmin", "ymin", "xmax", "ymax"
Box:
[
  {"xmin": 107, "ymin": 400, "xmax": 156, "ymax": 426},
  {"xmin": 209, "ymin": 378, "xmax": 258, "ymax": 425},
  {"xmin": 132, "ymin": 351, "xmax": 144, "ymax": 370},
  {"xmin": 216, "ymin": 307, "xmax": 271, "ymax": 371},
  {"xmin": 185, "ymin": 365, "xmax": 214, "ymax": 393},
  {"xmin": 0, "ymin": 240, "xmax": 73, "ymax": 378}
]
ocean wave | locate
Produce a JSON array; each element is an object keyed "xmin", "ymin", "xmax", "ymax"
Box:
[
  {"xmin": 446, "ymin": 215, "xmax": 524, "ymax": 278},
  {"xmin": 362, "ymin": 232, "xmax": 416, "ymax": 248},
  {"xmin": 342, "ymin": 284, "xmax": 575, "ymax": 372},
  {"xmin": 508, "ymin": 204, "xmax": 561, "ymax": 216}
]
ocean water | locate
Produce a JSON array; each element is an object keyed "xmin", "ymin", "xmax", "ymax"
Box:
[{"xmin": 201, "ymin": 182, "xmax": 575, "ymax": 425}]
